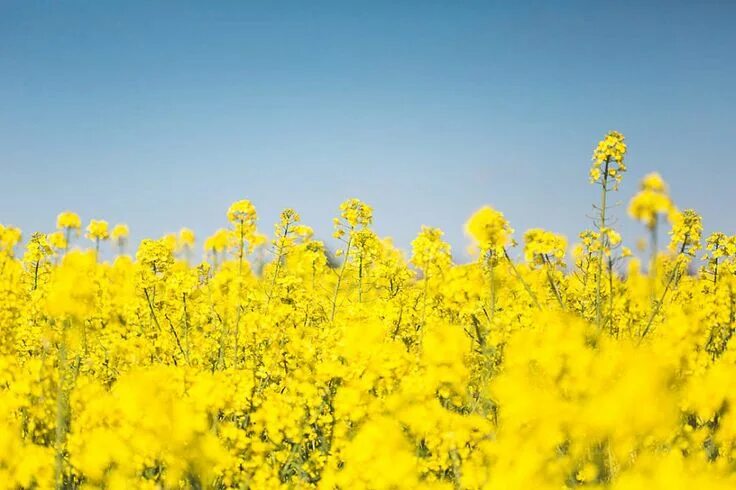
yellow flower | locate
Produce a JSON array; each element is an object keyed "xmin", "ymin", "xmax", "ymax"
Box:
[
  {"xmin": 590, "ymin": 130, "xmax": 627, "ymax": 188},
  {"xmin": 178, "ymin": 227, "xmax": 196, "ymax": 248},
  {"xmin": 523, "ymin": 228, "xmax": 567, "ymax": 266},
  {"xmin": 669, "ymin": 209, "xmax": 702, "ymax": 256},
  {"xmin": 0, "ymin": 224, "xmax": 23, "ymax": 252},
  {"xmin": 628, "ymin": 172, "xmax": 676, "ymax": 228},
  {"xmin": 0, "ymin": 134, "xmax": 734, "ymax": 490},
  {"xmin": 204, "ymin": 228, "xmax": 229, "ymax": 253},
  {"xmin": 338, "ymin": 198, "xmax": 373, "ymax": 228},
  {"xmin": 56, "ymin": 211, "xmax": 82, "ymax": 231},
  {"xmin": 410, "ymin": 226, "xmax": 452, "ymax": 274},
  {"xmin": 227, "ymin": 199, "xmax": 257, "ymax": 225},
  {"xmin": 464, "ymin": 206, "xmax": 513, "ymax": 254},
  {"xmin": 48, "ymin": 231, "xmax": 67, "ymax": 250},
  {"xmin": 111, "ymin": 223, "xmax": 129, "ymax": 241},
  {"xmin": 85, "ymin": 219, "xmax": 110, "ymax": 241}
]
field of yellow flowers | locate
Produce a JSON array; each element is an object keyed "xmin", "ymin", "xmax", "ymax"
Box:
[{"xmin": 1, "ymin": 131, "xmax": 735, "ymax": 489}]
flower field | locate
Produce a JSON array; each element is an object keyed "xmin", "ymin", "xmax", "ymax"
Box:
[{"xmin": 1, "ymin": 131, "xmax": 735, "ymax": 489}]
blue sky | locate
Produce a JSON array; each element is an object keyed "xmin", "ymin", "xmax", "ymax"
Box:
[{"xmin": 1, "ymin": 1, "xmax": 734, "ymax": 260}]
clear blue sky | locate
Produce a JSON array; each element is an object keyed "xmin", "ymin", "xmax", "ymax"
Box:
[{"xmin": 1, "ymin": 1, "xmax": 734, "ymax": 259}]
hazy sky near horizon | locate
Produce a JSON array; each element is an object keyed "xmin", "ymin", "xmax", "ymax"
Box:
[{"xmin": 1, "ymin": 1, "xmax": 734, "ymax": 259}]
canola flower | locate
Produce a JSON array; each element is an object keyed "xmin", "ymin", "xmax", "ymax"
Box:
[
  {"xmin": 0, "ymin": 132, "xmax": 735, "ymax": 489},
  {"xmin": 55, "ymin": 212, "xmax": 82, "ymax": 252}
]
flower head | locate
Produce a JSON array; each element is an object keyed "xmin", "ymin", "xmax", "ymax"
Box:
[
  {"xmin": 204, "ymin": 228, "xmax": 230, "ymax": 254},
  {"xmin": 227, "ymin": 199, "xmax": 257, "ymax": 226},
  {"xmin": 111, "ymin": 224, "xmax": 129, "ymax": 241},
  {"xmin": 465, "ymin": 206, "xmax": 513, "ymax": 254},
  {"xmin": 0, "ymin": 224, "xmax": 22, "ymax": 253},
  {"xmin": 523, "ymin": 228, "xmax": 567, "ymax": 267},
  {"xmin": 590, "ymin": 131, "xmax": 627, "ymax": 189},
  {"xmin": 669, "ymin": 209, "xmax": 702, "ymax": 257},
  {"xmin": 178, "ymin": 228, "xmax": 196, "ymax": 250},
  {"xmin": 333, "ymin": 199, "xmax": 373, "ymax": 239},
  {"xmin": 86, "ymin": 220, "xmax": 110, "ymax": 241},
  {"xmin": 410, "ymin": 226, "xmax": 452, "ymax": 273},
  {"xmin": 628, "ymin": 172, "xmax": 677, "ymax": 228},
  {"xmin": 57, "ymin": 211, "xmax": 82, "ymax": 231},
  {"xmin": 339, "ymin": 199, "xmax": 373, "ymax": 228}
]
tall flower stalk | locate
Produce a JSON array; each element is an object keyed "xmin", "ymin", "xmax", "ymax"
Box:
[{"xmin": 589, "ymin": 131, "xmax": 627, "ymax": 328}]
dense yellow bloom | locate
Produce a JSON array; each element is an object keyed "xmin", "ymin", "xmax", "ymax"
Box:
[
  {"xmin": 56, "ymin": 211, "xmax": 82, "ymax": 231},
  {"xmin": 0, "ymin": 224, "xmax": 22, "ymax": 253},
  {"xmin": 44, "ymin": 250, "xmax": 98, "ymax": 318},
  {"xmin": 226, "ymin": 199, "xmax": 257, "ymax": 225},
  {"xmin": 590, "ymin": 130, "xmax": 627, "ymax": 188},
  {"xmin": 48, "ymin": 231, "xmax": 67, "ymax": 251},
  {"xmin": 523, "ymin": 228, "xmax": 567, "ymax": 266},
  {"xmin": 136, "ymin": 238, "xmax": 174, "ymax": 275},
  {"xmin": 0, "ymin": 136, "xmax": 734, "ymax": 489},
  {"xmin": 85, "ymin": 219, "xmax": 110, "ymax": 241},
  {"xmin": 110, "ymin": 223, "xmax": 129, "ymax": 241},
  {"xmin": 464, "ymin": 205, "xmax": 513, "ymax": 254},
  {"xmin": 669, "ymin": 208, "xmax": 703, "ymax": 256},
  {"xmin": 628, "ymin": 172, "xmax": 677, "ymax": 228},
  {"xmin": 178, "ymin": 227, "xmax": 196, "ymax": 248},
  {"xmin": 204, "ymin": 228, "xmax": 230, "ymax": 254},
  {"xmin": 410, "ymin": 225, "xmax": 452, "ymax": 274},
  {"xmin": 339, "ymin": 198, "xmax": 373, "ymax": 228}
]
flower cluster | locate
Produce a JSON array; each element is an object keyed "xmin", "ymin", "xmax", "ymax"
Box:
[
  {"xmin": 464, "ymin": 206, "xmax": 513, "ymax": 256},
  {"xmin": 590, "ymin": 130, "xmax": 627, "ymax": 188},
  {"xmin": 628, "ymin": 172, "xmax": 677, "ymax": 228},
  {"xmin": 0, "ymin": 133, "xmax": 735, "ymax": 489}
]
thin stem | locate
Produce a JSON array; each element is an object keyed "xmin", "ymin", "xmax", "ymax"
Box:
[
  {"xmin": 488, "ymin": 252, "xmax": 496, "ymax": 321},
  {"xmin": 182, "ymin": 293, "xmax": 190, "ymax": 359},
  {"xmin": 640, "ymin": 236, "xmax": 689, "ymax": 341},
  {"xmin": 542, "ymin": 255, "xmax": 564, "ymax": 309},
  {"xmin": 64, "ymin": 228, "xmax": 71, "ymax": 256},
  {"xmin": 503, "ymin": 248, "xmax": 541, "ymax": 310},
  {"xmin": 607, "ymin": 257, "xmax": 615, "ymax": 334},
  {"xmin": 358, "ymin": 253, "xmax": 363, "ymax": 303},
  {"xmin": 330, "ymin": 233, "xmax": 353, "ymax": 321},
  {"xmin": 33, "ymin": 260, "xmax": 40, "ymax": 291},
  {"xmin": 266, "ymin": 223, "xmax": 290, "ymax": 307},
  {"xmin": 53, "ymin": 324, "xmax": 69, "ymax": 489},
  {"xmin": 595, "ymin": 157, "xmax": 610, "ymax": 328},
  {"xmin": 238, "ymin": 219, "xmax": 245, "ymax": 275},
  {"xmin": 649, "ymin": 218, "xmax": 658, "ymax": 300},
  {"xmin": 421, "ymin": 260, "xmax": 430, "ymax": 326},
  {"xmin": 165, "ymin": 313, "xmax": 189, "ymax": 363}
]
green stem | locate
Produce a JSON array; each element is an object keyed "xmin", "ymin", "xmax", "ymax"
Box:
[
  {"xmin": 330, "ymin": 234, "xmax": 353, "ymax": 321},
  {"xmin": 640, "ymin": 236, "xmax": 689, "ymax": 341},
  {"xmin": 238, "ymin": 219, "xmax": 245, "ymax": 275},
  {"xmin": 358, "ymin": 253, "xmax": 363, "ymax": 303},
  {"xmin": 503, "ymin": 249, "xmax": 541, "ymax": 310},
  {"xmin": 595, "ymin": 157, "xmax": 610, "ymax": 328},
  {"xmin": 542, "ymin": 255, "xmax": 564, "ymax": 309},
  {"xmin": 53, "ymin": 325, "xmax": 69, "ymax": 489},
  {"xmin": 266, "ymin": 223, "xmax": 290, "ymax": 307},
  {"xmin": 488, "ymin": 252, "xmax": 496, "ymax": 321},
  {"xmin": 649, "ymin": 218, "xmax": 658, "ymax": 300}
]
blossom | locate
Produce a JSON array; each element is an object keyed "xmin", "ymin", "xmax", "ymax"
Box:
[
  {"xmin": 628, "ymin": 172, "xmax": 677, "ymax": 228},
  {"xmin": 178, "ymin": 227, "xmax": 196, "ymax": 248},
  {"xmin": 111, "ymin": 223, "xmax": 129, "ymax": 241},
  {"xmin": 464, "ymin": 206, "xmax": 513, "ymax": 254},
  {"xmin": 56, "ymin": 211, "xmax": 82, "ymax": 231},
  {"xmin": 227, "ymin": 199, "xmax": 257, "ymax": 225},
  {"xmin": 86, "ymin": 219, "xmax": 110, "ymax": 241},
  {"xmin": 0, "ymin": 135, "xmax": 732, "ymax": 490},
  {"xmin": 523, "ymin": 228, "xmax": 567, "ymax": 266},
  {"xmin": 590, "ymin": 130, "xmax": 627, "ymax": 188}
]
